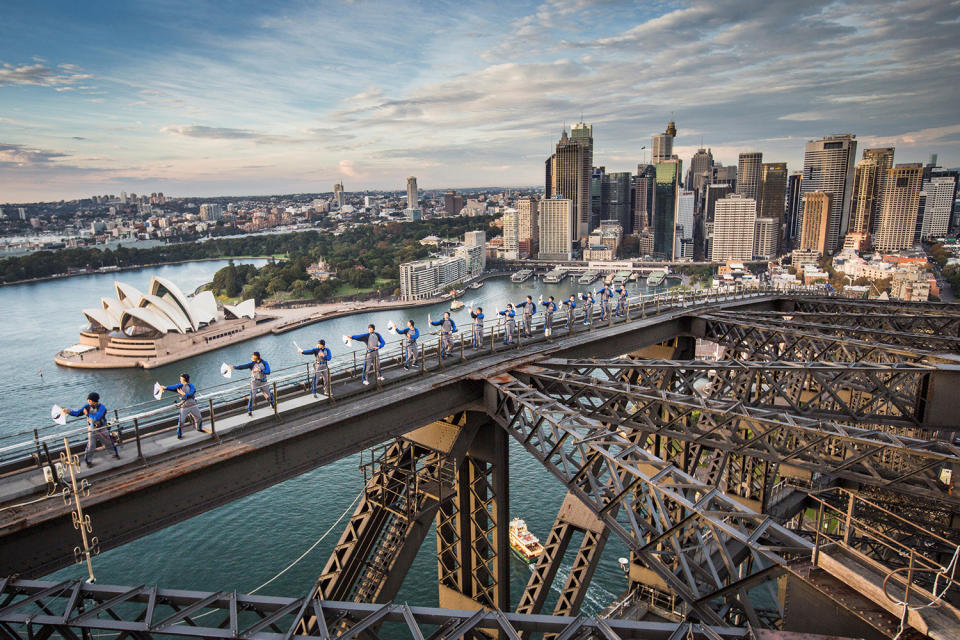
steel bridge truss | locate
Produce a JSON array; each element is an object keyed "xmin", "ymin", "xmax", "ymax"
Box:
[
  {"xmin": 517, "ymin": 363, "xmax": 959, "ymax": 506},
  {"xmin": 487, "ymin": 371, "xmax": 814, "ymax": 628},
  {"xmin": 0, "ymin": 578, "xmax": 843, "ymax": 640}
]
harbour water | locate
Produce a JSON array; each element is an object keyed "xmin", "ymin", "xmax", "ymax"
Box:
[{"xmin": 0, "ymin": 261, "xmax": 671, "ymax": 613}]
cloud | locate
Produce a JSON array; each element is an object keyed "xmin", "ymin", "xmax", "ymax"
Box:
[
  {"xmin": 0, "ymin": 62, "xmax": 92, "ymax": 88},
  {"xmin": 0, "ymin": 142, "xmax": 69, "ymax": 165},
  {"xmin": 162, "ymin": 125, "xmax": 303, "ymax": 145}
]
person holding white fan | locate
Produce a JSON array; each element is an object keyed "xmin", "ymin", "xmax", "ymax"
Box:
[
  {"xmin": 346, "ymin": 324, "xmax": 385, "ymax": 385},
  {"xmin": 430, "ymin": 311, "xmax": 458, "ymax": 359},
  {"xmin": 395, "ymin": 320, "xmax": 419, "ymax": 369},
  {"xmin": 299, "ymin": 340, "xmax": 332, "ymax": 397},
  {"xmin": 469, "ymin": 305, "xmax": 484, "ymax": 349},
  {"xmin": 159, "ymin": 373, "xmax": 204, "ymax": 439}
]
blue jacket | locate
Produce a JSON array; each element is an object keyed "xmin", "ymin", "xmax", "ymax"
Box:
[
  {"xmin": 396, "ymin": 326, "xmax": 419, "ymax": 342},
  {"xmin": 69, "ymin": 403, "xmax": 107, "ymax": 425},
  {"xmin": 516, "ymin": 301, "xmax": 537, "ymax": 314},
  {"xmin": 499, "ymin": 309, "xmax": 516, "ymax": 318},
  {"xmin": 544, "ymin": 301, "xmax": 557, "ymax": 313},
  {"xmin": 431, "ymin": 318, "xmax": 457, "ymax": 332},
  {"xmin": 562, "ymin": 300, "xmax": 577, "ymax": 309},
  {"xmin": 164, "ymin": 382, "xmax": 196, "ymax": 399},
  {"xmin": 470, "ymin": 311, "xmax": 484, "ymax": 321},
  {"xmin": 351, "ymin": 332, "xmax": 385, "ymax": 350},
  {"xmin": 236, "ymin": 360, "xmax": 271, "ymax": 374},
  {"xmin": 596, "ymin": 286, "xmax": 612, "ymax": 299},
  {"xmin": 303, "ymin": 347, "xmax": 332, "ymax": 362}
]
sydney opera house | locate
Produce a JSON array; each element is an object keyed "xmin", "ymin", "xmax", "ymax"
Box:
[{"xmin": 56, "ymin": 276, "xmax": 272, "ymax": 369}]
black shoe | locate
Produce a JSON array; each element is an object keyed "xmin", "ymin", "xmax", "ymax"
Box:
[
  {"xmin": 313, "ymin": 393, "xmax": 318, "ymax": 398},
  {"xmin": 85, "ymin": 460, "xmax": 93, "ymax": 468},
  {"xmin": 177, "ymin": 434, "xmax": 183, "ymax": 440},
  {"xmin": 197, "ymin": 428, "xmax": 206, "ymax": 433},
  {"xmin": 113, "ymin": 453, "xmax": 120, "ymax": 459},
  {"xmin": 248, "ymin": 411, "xmax": 253, "ymax": 416}
]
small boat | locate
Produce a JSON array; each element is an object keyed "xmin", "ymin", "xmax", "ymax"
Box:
[
  {"xmin": 647, "ymin": 269, "xmax": 667, "ymax": 287},
  {"xmin": 543, "ymin": 267, "xmax": 568, "ymax": 284},
  {"xmin": 450, "ymin": 299, "xmax": 465, "ymax": 311},
  {"xmin": 469, "ymin": 281, "xmax": 484, "ymax": 290},
  {"xmin": 509, "ymin": 518, "xmax": 544, "ymax": 563},
  {"xmin": 578, "ymin": 270, "xmax": 599, "ymax": 285}
]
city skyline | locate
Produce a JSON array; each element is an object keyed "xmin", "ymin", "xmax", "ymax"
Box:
[{"xmin": 2, "ymin": 0, "xmax": 959, "ymax": 203}]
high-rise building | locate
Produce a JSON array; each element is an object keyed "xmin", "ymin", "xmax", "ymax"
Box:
[
  {"xmin": 784, "ymin": 172, "xmax": 803, "ymax": 249},
  {"xmin": 800, "ymin": 134, "xmax": 857, "ymax": 253},
  {"xmin": 676, "ymin": 190, "xmax": 695, "ymax": 240},
  {"xmin": 862, "ymin": 147, "xmax": 895, "ymax": 234},
  {"xmin": 516, "ymin": 196, "xmax": 539, "ymax": 257},
  {"xmin": 333, "ymin": 181, "xmax": 345, "ymax": 208},
  {"xmin": 632, "ymin": 164, "xmax": 655, "ymax": 233},
  {"xmin": 920, "ymin": 176, "xmax": 957, "ymax": 239},
  {"xmin": 443, "ymin": 190, "xmax": 465, "ymax": 217},
  {"xmin": 651, "ymin": 120, "xmax": 677, "ymax": 163},
  {"xmin": 464, "ymin": 230, "xmax": 485, "ymax": 247},
  {"xmin": 455, "ymin": 232, "xmax": 485, "ymax": 274},
  {"xmin": 713, "ymin": 164, "xmax": 737, "ymax": 189},
  {"xmin": 850, "ymin": 158, "xmax": 878, "ymax": 235},
  {"xmin": 591, "ymin": 167, "xmax": 604, "ymax": 229},
  {"xmin": 874, "ymin": 164, "xmax": 924, "ymax": 252},
  {"xmin": 704, "ymin": 183, "xmax": 732, "ymax": 222},
  {"xmin": 736, "ymin": 152, "xmax": 763, "ymax": 201},
  {"xmin": 713, "ymin": 194, "xmax": 756, "ymax": 262},
  {"xmin": 538, "ymin": 198, "xmax": 574, "ymax": 261},
  {"xmin": 602, "ymin": 171, "xmax": 632, "ymax": 232},
  {"xmin": 400, "ymin": 256, "xmax": 467, "ymax": 301},
  {"xmin": 928, "ymin": 168, "xmax": 960, "ymax": 232},
  {"xmin": 199, "ymin": 203, "xmax": 223, "ymax": 221},
  {"xmin": 502, "ymin": 208, "xmax": 519, "ymax": 260},
  {"xmin": 406, "ymin": 176, "xmax": 418, "ymax": 210},
  {"xmin": 754, "ymin": 217, "xmax": 778, "ymax": 259},
  {"xmin": 687, "ymin": 148, "xmax": 714, "ymax": 192},
  {"xmin": 799, "ymin": 191, "xmax": 832, "ymax": 255},
  {"xmin": 653, "ymin": 159, "xmax": 682, "ymax": 258},
  {"xmin": 545, "ymin": 122, "xmax": 592, "ymax": 240},
  {"xmin": 758, "ymin": 162, "xmax": 787, "ymax": 234}
]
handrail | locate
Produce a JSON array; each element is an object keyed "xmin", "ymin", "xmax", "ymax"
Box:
[{"xmin": 1, "ymin": 283, "xmax": 836, "ymax": 479}]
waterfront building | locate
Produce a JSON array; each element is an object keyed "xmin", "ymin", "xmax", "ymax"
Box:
[
  {"xmin": 538, "ymin": 198, "xmax": 574, "ymax": 261},
  {"xmin": 736, "ymin": 152, "xmax": 763, "ymax": 201},
  {"xmin": 545, "ymin": 122, "xmax": 592, "ymax": 240},
  {"xmin": 874, "ymin": 164, "xmax": 924, "ymax": 252},
  {"xmin": 799, "ymin": 191, "xmax": 832, "ymax": 255},
  {"xmin": 516, "ymin": 196, "xmax": 539, "ymax": 257},
  {"xmin": 712, "ymin": 194, "xmax": 756, "ymax": 262},
  {"xmin": 502, "ymin": 208, "xmax": 519, "ymax": 260},
  {"xmin": 461, "ymin": 230, "xmax": 486, "ymax": 273},
  {"xmin": 800, "ymin": 134, "xmax": 858, "ymax": 253},
  {"xmin": 400, "ymin": 256, "xmax": 467, "ymax": 301}
]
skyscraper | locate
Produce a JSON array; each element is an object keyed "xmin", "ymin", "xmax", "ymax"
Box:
[
  {"xmin": 754, "ymin": 217, "xmax": 778, "ymax": 259},
  {"xmin": 687, "ymin": 148, "xmax": 714, "ymax": 192},
  {"xmin": 862, "ymin": 147, "xmax": 895, "ymax": 234},
  {"xmin": 850, "ymin": 158, "xmax": 878, "ymax": 235},
  {"xmin": 784, "ymin": 172, "xmax": 803, "ymax": 249},
  {"xmin": 406, "ymin": 176, "xmax": 418, "ymax": 210},
  {"xmin": 538, "ymin": 198, "xmax": 574, "ymax": 261},
  {"xmin": 546, "ymin": 123, "xmax": 592, "ymax": 241},
  {"xmin": 704, "ymin": 183, "xmax": 732, "ymax": 222},
  {"xmin": 333, "ymin": 181, "xmax": 345, "ymax": 208},
  {"xmin": 713, "ymin": 194, "xmax": 756, "ymax": 262},
  {"xmin": 602, "ymin": 171, "xmax": 632, "ymax": 232},
  {"xmin": 736, "ymin": 152, "xmax": 763, "ymax": 202},
  {"xmin": 503, "ymin": 209, "xmax": 519, "ymax": 260},
  {"xmin": 651, "ymin": 120, "xmax": 677, "ymax": 163},
  {"xmin": 758, "ymin": 162, "xmax": 787, "ymax": 254},
  {"xmin": 920, "ymin": 176, "xmax": 956, "ymax": 239},
  {"xmin": 874, "ymin": 164, "xmax": 923, "ymax": 252},
  {"xmin": 516, "ymin": 196, "xmax": 539, "ymax": 257},
  {"xmin": 443, "ymin": 190, "xmax": 464, "ymax": 217},
  {"xmin": 800, "ymin": 134, "xmax": 857, "ymax": 253},
  {"xmin": 676, "ymin": 190, "xmax": 695, "ymax": 240},
  {"xmin": 632, "ymin": 164, "xmax": 655, "ymax": 233},
  {"xmin": 653, "ymin": 159, "xmax": 682, "ymax": 259},
  {"xmin": 799, "ymin": 191, "xmax": 832, "ymax": 255}
]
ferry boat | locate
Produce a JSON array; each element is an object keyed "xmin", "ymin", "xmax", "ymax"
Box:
[
  {"xmin": 509, "ymin": 518, "xmax": 544, "ymax": 563},
  {"xmin": 543, "ymin": 267, "xmax": 568, "ymax": 284},
  {"xmin": 469, "ymin": 281, "xmax": 484, "ymax": 290},
  {"xmin": 450, "ymin": 299, "xmax": 465, "ymax": 311},
  {"xmin": 511, "ymin": 269, "xmax": 534, "ymax": 283},
  {"xmin": 647, "ymin": 269, "xmax": 668, "ymax": 287},
  {"xmin": 578, "ymin": 270, "xmax": 600, "ymax": 285},
  {"xmin": 612, "ymin": 270, "xmax": 632, "ymax": 286}
]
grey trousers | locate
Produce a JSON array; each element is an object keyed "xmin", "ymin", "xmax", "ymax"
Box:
[
  {"xmin": 178, "ymin": 400, "xmax": 202, "ymax": 430},
  {"xmin": 441, "ymin": 332, "xmax": 453, "ymax": 356},
  {"xmin": 504, "ymin": 321, "xmax": 515, "ymax": 343},
  {"xmin": 405, "ymin": 342, "xmax": 417, "ymax": 366},
  {"xmin": 248, "ymin": 378, "xmax": 274, "ymax": 411},
  {"xmin": 84, "ymin": 425, "xmax": 117, "ymax": 462},
  {"xmin": 544, "ymin": 313, "xmax": 553, "ymax": 334},
  {"xmin": 363, "ymin": 350, "xmax": 380, "ymax": 380},
  {"xmin": 313, "ymin": 365, "xmax": 330, "ymax": 395}
]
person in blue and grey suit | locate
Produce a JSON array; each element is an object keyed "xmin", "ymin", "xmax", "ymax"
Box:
[
  {"xmin": 61, "ymin": 392, "xmax": 119, "ymax": 467},
  {"xmin": 300, "ymin": 340, "xmax": 332, "ymax": 397},
  {"xmin": 430, "ymin": 312, "xmax": 458, "ymax": 358},
  {"xmin": 580, "ymin": 292, "xmax": 595, "ymax": 325},
  {"xmin": 469, "ymin": 306, "xmax": 484, "ymax": 349},
  {"xmin": 231, "ymin": 352, "xmax": 276, "ymax": 416},
  {"xmin": 348, "ymin": 325, "xmax": 385, "ymax": 385},
  {"xmin": 396, "ymin": 320, "xmax": 419, "ymax": 369},
  {"xmin": 542, "ymin": 296, "xmax": 557, "ymax": 337},
  {"xmin": 515, "ymin": 295, "xmax": 537, "ymax": 337},
  {"xmin": 161, "ymin": 373, "xmax": 204, "ymax": 438},
  {"xmin": 596, "ymin": 284, "xmax": 612, "ymax": 321},
  {"xmin": 561, "ymin": 295, "xmax": 577, "ymax": 332},
  {"xmin": 615, "ymin": 286, "xmax": 628, "ymax": 316},
  {"xmin": 499, "ymin": 304, "xmax": 517, "ymax": 344}
]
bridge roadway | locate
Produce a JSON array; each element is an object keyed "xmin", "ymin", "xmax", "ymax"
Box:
[{"xmin": 0, "ymin": 290, "xmax": 790, "ymax": 577}]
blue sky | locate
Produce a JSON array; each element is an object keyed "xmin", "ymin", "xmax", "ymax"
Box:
[{"xmin": 2, "ymin": 0, "xmax": 959, "ymax": 203}]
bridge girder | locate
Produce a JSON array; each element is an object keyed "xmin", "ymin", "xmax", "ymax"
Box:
[{"xmin": 729, "ymin": 310, "xmax": 960, "ymax": 338}]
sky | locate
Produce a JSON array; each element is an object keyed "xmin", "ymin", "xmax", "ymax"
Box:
[{"xmin": 1, "ymin": 0, "xmax": 959, "ymax": 204}]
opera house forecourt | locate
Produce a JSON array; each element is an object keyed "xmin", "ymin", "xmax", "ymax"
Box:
[{"xmin": 55, "ymin": 276, "xmax": 276, "ymax": 369}]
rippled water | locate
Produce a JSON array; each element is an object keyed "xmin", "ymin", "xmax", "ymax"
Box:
[{"xmin": 1, "ymin": 261, "xmax": 660, "ymax": 613}]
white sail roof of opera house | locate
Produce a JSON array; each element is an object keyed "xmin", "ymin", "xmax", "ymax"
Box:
[{"xmin": 80, "ymin": 276, "xmax": 255, "ymax": 336}]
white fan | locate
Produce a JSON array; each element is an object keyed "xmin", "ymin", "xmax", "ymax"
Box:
[
  {"xmin": 342, "ymin": 334, "xmax": 352, "ymax": 346},
  {"xmin": 387, "ymin": 320, "xmax": 397, "ymax": 334},
  {"xmin": 153, "ymin": 382, "xmax": 164, "ymax": 400},
  {"xmin": 220, "ymin": 362, "xmax": 232, "ymax": 379},
  {"xmin": 51, "ymin": 404, "xmax": 67, "ymax": 426}
]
